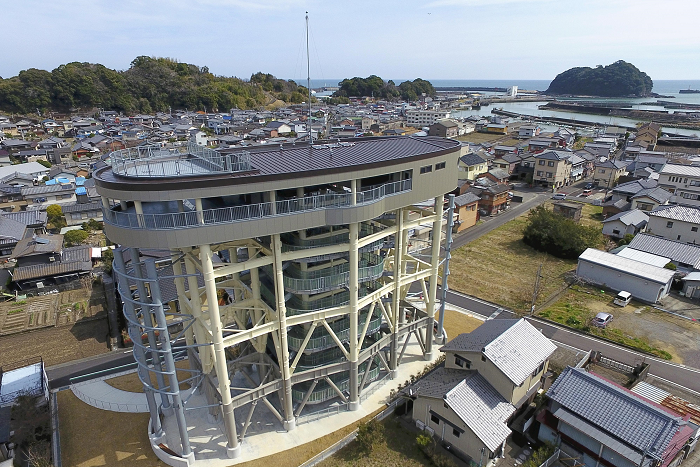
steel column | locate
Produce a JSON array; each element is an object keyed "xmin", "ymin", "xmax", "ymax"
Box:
[
  {"xmin": 425, "ymin": 194, "xmax": 445, "ymax": 359},
  {"xmin": 348, "ymin": 221, "xmax": 359, "ymax": 410}
]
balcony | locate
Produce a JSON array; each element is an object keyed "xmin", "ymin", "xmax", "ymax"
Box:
[{"xmin": 103, "ymin": 178, "xmax": 412, "ymax": 231}]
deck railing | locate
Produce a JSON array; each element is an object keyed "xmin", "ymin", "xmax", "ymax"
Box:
[{"xmin": 104, "ymin": 178, "xmax": 412, "ymax": 231}]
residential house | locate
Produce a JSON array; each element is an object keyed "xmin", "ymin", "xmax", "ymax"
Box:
[
  {"xmin": 634, "ymin": 122, "xmax": 662, "ymax": 150},
  {"xmin": 406, "ymin": 110, "xmax": 450, "ymax": 127},
  {"xmin": 492, "ymin": 153, "xmax": 521, "ymax": 175},
  {"xmin": 631, "ymin": 187, "xmax": 672, "ymax": 212},
  {"xmin": 539, "ymin": 367, "xmax": 698, "ymax": 467},
  {"xmin": 37, "ymin": 136, "xmax": 66, "ymax": 150},
  {"xmin": 518, "ymin": 125, "xmax": 540, "ymax": 139},
  {"xmin": 1, "ymin": 139, "xmax": 38, "ymax": 154},
  {"xmin": 627, "ymin": 233, "xmax": 700, "ymax": 272},
  {"xmin": 265, "ymin": 121, "xmax": 292, "ymax": 135},
  {"xmin": 0, "ymin": 211, "xmax": 47, "ymax": 257},
  {"xmin": 493, "ymin": 145, "xmax": 518, "ymax": 157},
  {"xmin": 10, "ymin": 235, "xmax": 93, "ymax": 289},
  {"xmin": 554, "ymin": 128, "xmax": 576, "ymax": 146},
  {"xmin": 602, "ymin": 209, "xmax": 649, "ymax": 238},
  {"xmin": 529, "ymin": 150, "xmax": 573, "ymax": 189},
  {"xmin": 468, "ymin": 183, "xmax": 510, "ymax": 215},
  {"xmin": 382, "ymin": 128, "xmax": 407, "ymax": 136},
  {"xmin": 482, "ymin": 123, "xmax": 508, "ymax": 135},
  {"xmin": 658, "ymin": 163, "xmax": 700, "ymax": 206},
  {"xmin": 584, "ymin": 142, "xmax": 615, "ymax": 156},
  {"xmin": 0, "ymin": 162, "xmax": 49, "ymax": 185},
  {"xmin": 453, "ymin": 192, "xmax": 480, "ymax": 232},
  {"xmin": 568, "ymin": 153, "xmax": 587, "ymax": 182},
  {"xmin": 0, "ymin": 184, "xmax": 24, "ymax": 212},
  {"xmin": 428, "ymin": 119, "xmax": 459, "ymax": 138},
  {"xmin": 458, "ymin": 153, "xmax": 488, "ymax": 181},
  {"xmin": 593, "ymin": 160, "xmax": 627, "ymax": 189},
  {"xmin": 62, "ymin": 198, "xmax": 103, "ymax": 226},
  {"xmin": 408, "ymin": 319, "xmax": 556, "ymax": 465},
  {"xmin": 477, "ymin": 168, "xmax": 510, "ymax": 185},
  {"xmin": 647, "ymin": 205, "xmax": 700, "ymax": 244},
  {"xmin": 610, "ymin": 179, "xmax": 659, "ymax": 203},
  {"xmin": 21, "ymin": 183, "xmax": 76, "ymax": 208},
  {"xmin": 528, "ymin": 138, "xmax": 560, "ymax": 152},
  {"xmin": 576, "ymin": 248, "xmax": 675, "ymax": 302}
]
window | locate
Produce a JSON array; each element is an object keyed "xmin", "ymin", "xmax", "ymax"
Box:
[
  {"xmin": 431, "ymin": 414, "xmax": 440, "ymax": 425},
  {"xmin": 548, "ymin": 161, "xmax": 555, "ymax": 167},
  {"xmin": 538, "ymin": 160, "xmax": 545, "ymax": 166},
  {"xmin": 690, "ymin": 180, "xmax": 700, "ymax": 186},
  {"xmin": 636, "ymin": 202, "xmax": 653, "ymax": 211},
  {"xmin": 420, "ymin": 165, "xmax": 432, "ymax": 174},
  {"xmin": 435, "ymin": 161, "xmax": 446, "ymax": 170},
  {"xmin": 693, "ymin": 227, "xmax": 699, "ymax": 232},
  {"xmin": 678, "ymin": 235, "xmax": 682, "ymax": 240},
  {"xmin": 453, "ymin": 428, "xmax": 461, "ymax": 438},
  {"xmin": 600, "ymin": 169, "xmax": 606, "ymax": 174},
  {"xmin": 481, "ymin": 354, "xmax": 486, "ymax": 362},
  {"xmin": 454, "ymin": 355, "xmax": 471, "ymax": 369},
  {"xmin": 537, "ymin": 171, "xmax": 544, "ymax": 176},
  {"xmin": 613, "ymin": 229, "xmax": 620, "ymax": 235},
  {"xmin": 532, "ymin": 361, "xmax": 545, "ymax": 377},
  {"xmin": 667, "ymin": 221, "xmax": 674, "ymax": 228},
  {"xmin": 546, "ymin": 172, "xmax": 553, "ymax": 178}
]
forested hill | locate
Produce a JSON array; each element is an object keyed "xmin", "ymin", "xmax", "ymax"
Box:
[
  {"xmin": 545, "ymin": 60, "xmax": 653, "ymax": 97},
  {"xmin": 332, "ymin": 76, "xmax": 435, "ymax": 101},
  {"xmin": 0, "ymin": 57, "xmax": 310, "ymax": 113}
]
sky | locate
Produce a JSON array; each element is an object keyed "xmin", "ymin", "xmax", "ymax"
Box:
[{"xmin": 2, "ymin": 0, "xmax": 700, "ymax": 82}]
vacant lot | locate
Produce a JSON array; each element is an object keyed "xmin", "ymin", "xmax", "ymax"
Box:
[
  {"xmin": 0, "ymin": 319, "xmax": 109, "ymax": 368},
  {"xmin": 538, "ymin": 285, "xmax": 700, "ymax": 363},
  {"xmin": 456, "ymin": 131, "xmax": 519, "ymax": 146},
  {"xmin": 449, "ymin": 202, "xmax": 603, "ymax": 313},
  {"xmin": 442, "ymin": 308, "xmax": 483, "ymax": 337}
]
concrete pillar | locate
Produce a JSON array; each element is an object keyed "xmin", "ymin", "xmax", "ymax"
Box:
[
  {"xmin": 350, "ymin": 179, "xmax": 357, "ymax": 205},
  {"xmin": 271, "ymin": 234, "xmax": 295, "ymax": 430},
  {"xmin": 195, "ymin": 198, "xmax": 204, "ymax": 225},
  {"xmin": 348, "ymin": 221, "xmax": 359, "ymax": 410},
  {"xmin": 390, "ymin": 208, "xmax": 403, "ymax": 378},
  {"xmin": 425, "ymin": 194, "xmax": 444, "ymax": 360},
  {"xmin": 199, "ymin": 244, "xmax": 240, "ymax": 458},
  {"xmin": 119, "ymin": 200, "xmax": 127, "ymax": 211},
  {"xmin": 134, "ymin": 200, "xmax": 144, "ymax": 228}
]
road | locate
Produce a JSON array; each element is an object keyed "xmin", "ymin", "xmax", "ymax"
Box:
[
  {"xmin": 442, "ymin": 289, "xmax": 700, "ymax": 393},
  {"xmin": 452, "ymin": 190, "xmax": 550, "ymax": 249}
]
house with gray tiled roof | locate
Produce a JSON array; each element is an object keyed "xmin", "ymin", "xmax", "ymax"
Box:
[
  {"xmin": 458, "ymin": 152, "xmax": 488, "ymax": 181},
  {"xmin": 538, "ymin": 367, "xmax": 698, "ymax": 467},
  {"xmin": 627, "ymin": 233, "xmax": 700, "ymax": 271},
  {"xmin": 406, "ymin": 319, "xmax": 556, "ymax": 465},
  {"xmin": 647, "ymin": 204, "xmax": 700, "ymax": 244}
]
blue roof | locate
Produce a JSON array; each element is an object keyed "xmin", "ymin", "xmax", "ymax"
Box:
[
  {"xmin": 75, "ymin": 177, "xmax": 86, "ymax": 186},
  {"xmin": 45, "ymin": 179, "xmax": 57, "ymax": 185},
  {"xmin": 75, "ymin": 187, "xmax": 87, "ymax": 196}
]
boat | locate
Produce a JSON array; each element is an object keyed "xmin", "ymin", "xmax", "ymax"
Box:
[{"xmin": 679, "ymin": 88, "xmax": 700, "ymax": 94}]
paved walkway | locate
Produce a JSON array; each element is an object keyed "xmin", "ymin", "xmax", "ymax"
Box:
[{"xmin": 70, "ymin": 370, "xmax": 159, "ymax": 413}]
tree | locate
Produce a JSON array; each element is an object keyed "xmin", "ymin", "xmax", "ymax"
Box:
[
  {"xmin": 102, "ymin": 248, "xmax": 114, "ymax": 275},
  {"xmin": 522, "ymin": 205, "xmax": 603, "ymax": 259},
  {"xmin": 36, "ymin": 159, "xmax": 51, "ymax": 168},
  {"xmin": 46, "ymin": 204, "xmax": 66, "ymax": 229},
  {"xmin": 11, "ymin": 393, "xmax": 50, "ymax": 449},
  {"xmin": 64, "ymin": 229, "xmax": 89, "ymax": 247},
  {"xmin": 546, "ymin": 60, "xmax": 653, "ymax": 97}
]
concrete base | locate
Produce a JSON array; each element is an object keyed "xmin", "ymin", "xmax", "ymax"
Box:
[
  {"xmin": 183, "ymin": 451, "xmax": 196, "ymax": 466},
  {"xmin": 227, "ymin": 445, "xmax": 241, "ymax": 459},
  {"xmin": 424, "ymin": 350, "xmax": 435, "ymax": 361},
  {"xmin": 162, "ymin": 405, "xmax": 175, "ymax": 416},
  {"xmin": 283, "ymin": 418, "xmax": 296, "ymax": 431},
  {"xmin": 390, "ymin": 369, "xmax": 400, "ymax": 379},
  {"xmin": 149, "ymin": 430, "xmax": 166, "ymax": 445},
  {"xmin": 348, "ymin": 400, "xmax": 360, "ymax": 412}
]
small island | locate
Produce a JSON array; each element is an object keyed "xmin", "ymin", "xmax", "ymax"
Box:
[{"xmin": 545, "ymin": 60, "xmax": 653, "ymax": 97}]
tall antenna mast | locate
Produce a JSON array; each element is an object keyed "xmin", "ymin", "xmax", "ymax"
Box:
[{"xmin": 306, "ymin": 11, "xmax": 313, "ymax": 144}]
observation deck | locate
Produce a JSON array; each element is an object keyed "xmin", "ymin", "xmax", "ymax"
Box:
[{"xmin": 94, "ymin": 137, "xmax": 460, "ymax": 249}]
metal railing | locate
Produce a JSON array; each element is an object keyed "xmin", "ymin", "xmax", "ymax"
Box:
[
  {"xmin": 110, "ymin": 142, "xmax": 252, "ymax": 178},
  {"xmin": 282, "ymin": 253, "xmax": 386, "ymax": 294},
  {"xmin": 283, "ymin": 281, "xmax": 383, "ymax": 316},
  {"xmin": 291, "ymin": 359, "xmax": 380, "ymax": 404},
  {"xmin": 103, "ymin": 179, "xmax": 411, "ymax": 231},
  {"xmin": 296, "ymin": 403, "xmax": 348, "ymax": 425}
]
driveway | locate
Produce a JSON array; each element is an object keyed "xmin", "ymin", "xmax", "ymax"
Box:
[{"xmin": 658, "ymin": 290, "xmax": 700, "ymax": 321}]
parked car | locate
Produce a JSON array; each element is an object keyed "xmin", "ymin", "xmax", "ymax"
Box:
[
  {"xmin": 582, "ymin": 188, "xmax": 592, "ymax": 196},
  {"xmin": 584, "ymin": 182, "xmax": 594, "ymax": 189},
  {"xmin": 613, "ymin": 291, "xmax": 632, "ymax": 307},
  {"xmin": 591, "ymin": 312, "xmax": 613, "ymax": 328},
  {"xmin": 552, "ymin": 193, "xmax": 567, "ymax": 200}
]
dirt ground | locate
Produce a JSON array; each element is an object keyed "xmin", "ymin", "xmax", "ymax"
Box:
[
  {"xmin": 105, "ymin": 360, "xmax": 193, "ymax": 393},
  {"xmin": 539, "ymin": 286, "xmax": 700, "ymax": 365},
  {"xmin": 0, "ymin": 318, "xmax": 109, "ymax": 367},
  {"xmin": 442, "ymin": 308, "xmax": 483, "ymax": 338}
]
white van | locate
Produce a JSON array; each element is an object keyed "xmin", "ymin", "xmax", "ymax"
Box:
[{"xmin": 613, "ymin": 291, "xmax": 632, "ymax": 307}]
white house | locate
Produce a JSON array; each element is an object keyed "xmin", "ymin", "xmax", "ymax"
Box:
[
  {"xmin": 601, "ymin": 209, "xmax": 649, "ymax": 239},
  {"xmin": 657, "ymin": 163, "xmax": 700, "ymax": 207},
  {"xmin": 646, "ymin": 204, "xmax": 700, "ymax": 244},
  {"xmin": 576, "ymin": 248, "xmax": 675, "ymax": 303}
]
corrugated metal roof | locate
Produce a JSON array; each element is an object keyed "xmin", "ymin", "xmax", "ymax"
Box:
[
  {"xmin": 445, "ymin": 371, "xmax": 515, "ymax": 451},
  {"xmin": 616, "ymin": 248, "xmax": 670, "ymax": 268},
  {"xmin": 631, "ymin": 381, "xmax": 670, "ymax": 403},
  {"xmin": 578, "ymin": 248, "xmax": 676, "ymax": 284},
  {"xmin": 602, "ymin": 209, "xmax": 648, "ymax": 227},
  {"xmin": 660, "ymin": 163, "xmax": 700, "ymax": 177},
  {"xmin": 649, "ymin": 204, "xmax": 700, "ymax": 224},
  {"xmin": 628, "ymin": 233, "xmax": 700, "ymax": 268},
  {"xmin": 548, "ymin": 368, "xmax": 683, "ymax": 458},
  {"xmin": 482, "ymin": 319, "xmax": 557, "ymax": 385}
]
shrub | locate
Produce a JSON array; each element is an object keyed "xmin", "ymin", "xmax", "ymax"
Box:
[
  {"xmin": 356, "ymin": 419, "xmax": 384, "ymax": 453},
  {"xmin": 416, "ymin": 434, "xmax": 435, "ymax": 456},
  {"xmin": 522, "ymin": 444, "xmax": 555, "ymax": 467},
  {"xmin": 523, "ymin": 205, "xmax": 603, "ymax": 259},
  {"xmin": 664, "ymin": 262, "xmax": 677, "ymax": 270}
]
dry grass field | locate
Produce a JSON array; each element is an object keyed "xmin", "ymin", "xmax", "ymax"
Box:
[{"xmin": 448, "ymin": 202, "xmax": 603, "ymax": 313}]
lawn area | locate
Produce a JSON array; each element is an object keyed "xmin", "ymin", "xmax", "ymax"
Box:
[
  {"xmin": 538, "ymin": 285, "xmax": 674, "ymax": 360},
  {"xmin": 456, "ymin": 132, "xmax": 512, "ymax": 144},
  {"xmin": 318, "ymin": 417, "xmax": 430, "ymax": 467},
  {"xmin": 442, "ymin": 308, "xmax": 483, "ymax": 337},
  {"xmin": 449, "ymin": 201, "xmax": 604, "ymax": 313}
]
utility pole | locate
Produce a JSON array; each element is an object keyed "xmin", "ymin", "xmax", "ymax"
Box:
[
  {"xmin": 306, "ymin": 12, "xmax": 313, "ymax": 144},
  {"xmin": 437, "ymin": 194, "xmax": 455, "ymax": 341},
  {"xmin": 531, "ymin": 263, "xmax": 543, "ymax": 315}
]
